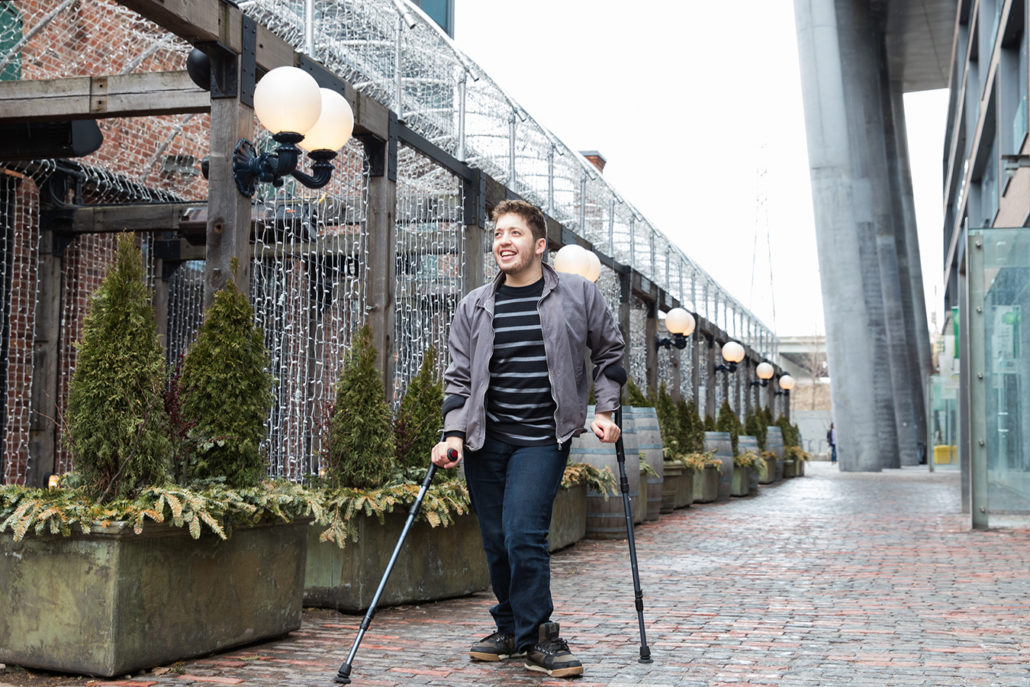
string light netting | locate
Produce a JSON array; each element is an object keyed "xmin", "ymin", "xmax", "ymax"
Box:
[
  {"xmin": 393, "ymin": 145, "xmax": 465, "ymax": 407},
  {"xmin": 0, "ymin": 0, "xmax": 782, "ymax": 485}
]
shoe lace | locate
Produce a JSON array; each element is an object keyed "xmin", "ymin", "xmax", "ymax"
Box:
[{"xmin": 540, "ymin": 637, "xmax": 570, "ymax": 655}]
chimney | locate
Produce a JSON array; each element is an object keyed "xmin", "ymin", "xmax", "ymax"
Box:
[{"xmin": 580, "ymin": 150, "xmax": 606, "ymax": 174}]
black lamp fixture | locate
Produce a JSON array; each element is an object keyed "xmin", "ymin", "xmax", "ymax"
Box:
[
  {"xmin": 655, "ymin": 307, "xmax": 696, "ymax": 350},
  {"xmin": 202, "ymin": 65, "xmax": 355, "ymax": 197},
  {"xmin": 750, "ymin": 361, "xmax": 775, "ymax": 387},
  {"xmin": 714, "ymin": 341, "xmax": 745, "ymax": 373},
  {"xmin": 774, "ymin": 374, "xmax": 795, "ymax": 396}
]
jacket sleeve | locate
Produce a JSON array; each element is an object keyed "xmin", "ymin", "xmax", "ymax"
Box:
[
  {"xmin": 585, "ymin": 282, "xmax": 625, "ymax": 414},
  {"xmin": 442, "ymin": 298, "xmax": 472, "ymax": 433}
]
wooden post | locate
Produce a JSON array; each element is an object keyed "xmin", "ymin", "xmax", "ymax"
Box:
[
  {"xmin": 704, "ymin": 335, "xmax": 717, "ymax": 422},
  {"xmin": 28, "ymin": 230, "xmax": 61, "ymax": 487},
  {"xmin": 645, "ymin": 300, "xmax": 658, "ymax": 398},
  {"xmin": 359, "ymin": 119, "xmax": 398, "ymax": 400},
  {"xmin": 204, "ymin": 83, "xmax": 253, "ymax": 307}
]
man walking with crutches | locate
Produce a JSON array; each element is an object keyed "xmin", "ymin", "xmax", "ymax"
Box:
[{"xmin": 431, "ymin": 199, "xmax": 625, "ymax": 678}]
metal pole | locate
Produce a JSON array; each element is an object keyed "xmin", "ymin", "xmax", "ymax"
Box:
[
  {"xmin": 456, "ymin": 71, "xmax": 467, "ymax": 161},
  {"xmin": 304, "ymin": 0, "xmax": 315, "ymax": 55},
  {"xmin": 394, "ymin": 14, "xmax": 403, "ymax": 117},
  {"xmin": 547, "ymin": 144, "xmax": 555, "ymax": 215},
  {"xmin": 508, "ymin": 109, "xmax": 517, "ymax": 188}
]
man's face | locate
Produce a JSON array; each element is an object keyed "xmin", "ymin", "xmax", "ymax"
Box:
[{"xmin": 493, "ymin": 212, "xmax": 545, "ymax": 281}]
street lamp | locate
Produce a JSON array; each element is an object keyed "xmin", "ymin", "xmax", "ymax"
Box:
[
  {"xmin": 553, "ymin": 244, "xmax": 601, "ymax": 282},
  {"xmin": 714, "ymin": 340, "xmax": 745, "ymax": 373},
  {"xmin": 231, "ymin": 66, "xmax": 354, "ymax": 197},
  {"xmin": 750, "ymin": 361, "xmax": 775, "ymax": 387},
  {"xmin": 775, "ymin": 374, "xmax": 795, "ymax": 395},
  {"xmin": 655, "ymin": 307, "xmax": 695, "ymax": 350}
]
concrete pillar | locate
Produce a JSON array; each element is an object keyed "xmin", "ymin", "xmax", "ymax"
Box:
[
  {"xmin": 794, "ymin": 0, "xmax": 882, "ymax": 470},
  {"xmin": 835, "ymin": 0, "xmax": 921, "ymax": 467},
  {"xmin": 889, "ymin": 79, "xmax": 932, "ymax": 460}
]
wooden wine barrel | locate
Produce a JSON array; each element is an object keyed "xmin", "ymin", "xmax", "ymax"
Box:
[
  {"xmin": 571, "ymin": 408, "xmax": 639, "ymax": 540},
  {"xmin": 703, "ymin": 431, "xmax": 733, "ymax": 501},
  {"xmin": 629, "ymin": 406, "xmax": 664, "ymax": 522},
  {"xmin": 738, "ymin": 435, "xmax": 760, "ymax": 494}
]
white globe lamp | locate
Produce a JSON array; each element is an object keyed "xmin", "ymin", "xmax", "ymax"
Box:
[
  {"xmin": 298, "ymin": 88, "xmax": 355, "ymax": 153},
  {"xmin": 664, "ymin": 307, "xmax": 695, "ymax": 336},
  {"xmin": 253, "ymin": 66, "xmax": 322, "ymax": 136}
]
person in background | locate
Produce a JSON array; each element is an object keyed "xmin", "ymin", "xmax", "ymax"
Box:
[
  {"xmin": 827, "ymin": 422, "xmax": 837, "ymax": 464},
  {"xmin": 431, "ymin": 199, "xmax": 625, "ymax": 678}
]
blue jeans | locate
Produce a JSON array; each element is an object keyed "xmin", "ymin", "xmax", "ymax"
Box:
[{"xmin": 463, "ymin": 435, "xmax": 570, "ymax": 652}]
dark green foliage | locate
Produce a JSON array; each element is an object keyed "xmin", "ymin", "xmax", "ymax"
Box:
[
  {"xmin": 394, "ymin": 346, "xmax": 444, "ymax": 471},
  {"xmin": 654, "ymin": 383, "xmax": 680, "ymax": 453},
  {"xmin": 775, "ymin": 414, "xmax": 801, "ymax": 448},
  {"xmin": 625, "ymin": 377, "xmax": 652, "ymax": 407},
  {"xmin": 179, "ymin": 269, "xmax": 273, "ymax": 488},
  {"xmin": 66, "ymin": 235, "xmax": 170, "ymax": 501},
  {"xmin": 326, "ymin": 325, "xmax": 396, "ymax": 489},
  {"xmin": 704, "ymin": 414, "xmax": 716, "ymax": 431},
  {"xmin": 716, "ymin": 400, "xmax": 742, "ymax": 456},
  {"xmin": 744, "ymin": 408, "xmax": 768, "ymax": 450},
  {"xmin": 676, "ymin": 399, "xmax": 706, "ymax": 453}
]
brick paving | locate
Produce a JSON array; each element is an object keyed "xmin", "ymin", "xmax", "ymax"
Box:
[{"xmin": 9, "ymin": 462, "xmax": 1030, "ymax": 686}]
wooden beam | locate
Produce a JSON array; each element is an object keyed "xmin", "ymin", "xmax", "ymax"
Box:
[
  {"xmin": 0, "ymin": 72, "xmax": 208, "ymax": 122},
  {"xmin": 65, "ymin": 202, "xmax": 197, "ymax": 233}
]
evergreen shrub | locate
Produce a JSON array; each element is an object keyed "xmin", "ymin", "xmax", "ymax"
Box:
[
  {"xmin": 179, "ymin": 263, "xmax": 273, "ymax": 488},
  {"xmin": 394, "ymin": 346, "xmax": 444, "ymax": 472},
  {"xmin": 66, "ymin": 235, "xmax": 170, "ymax": 501},
  {"xmin": 325, "ymin": 324, "xmax": 396, "ymax": 489}
]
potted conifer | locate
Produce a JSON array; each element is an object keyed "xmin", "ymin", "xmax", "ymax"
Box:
[
  {"xmin": 0, "ymin": 241, "xmax": 311, "ymax": 678},
  {"xmin": 304, "ymin": 335, "xmax": 489, "ymax": 611}
]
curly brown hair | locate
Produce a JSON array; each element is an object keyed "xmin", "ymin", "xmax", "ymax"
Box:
[{"xmin": 491, "ymin": 199, "xmax": 546, "ymax": 243}]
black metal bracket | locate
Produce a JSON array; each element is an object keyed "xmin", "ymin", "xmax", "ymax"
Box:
[
  {"xmin": 298, "ymin": 53, "xmax": 349, "ymax": 99},
  {"xmin": 197, "ymin": 40, "xmax": 238, "ymax": 100},
  {"xmin": 239, "ymin": 14, "xmax": 257, "ymax": 107}
]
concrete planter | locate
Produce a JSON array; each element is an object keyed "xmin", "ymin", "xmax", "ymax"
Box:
[
  {"xmin": 796, "ymin": 459, "xmax": 806, "ymax": 476},
  {"xmin": 731, "ymin": 466, "xmax": 752, "ymax": 496},
  {"xmin": 305, "ymin": 508, "xmax": 489, "ymax": 612},
  {"xmin": 549, "ymin": 482, "xmax": 587, "ymax": 552},
  {"xmin": 0, "ymin": 519, "xmax": 308, "ymax": 678},
  {"xmin": 759, "ymin": 456, "xmax": 777, "ymax": 484},
  {"xmin": 693, "ymin": 465, "xmax": 720, "ymax": 503},
  {"xmin": 660, "ymin": 460, "xmax": 682, "ymax": 513},
  {"xmin": 784, "ymin": 459, "xmax": 798, "ymax": 478},
  {"xmin": 661, "ymin": 462, "xmax": 694, "ymax": 511}
]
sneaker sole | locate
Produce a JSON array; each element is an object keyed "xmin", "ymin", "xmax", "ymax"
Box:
[
  {"xmin": 524, "ymin": 661, "xmax": 584, "ymax": 678},
  {"xmin": 469, "ymin": 651, "xmax": 526, "ymax": 662}
]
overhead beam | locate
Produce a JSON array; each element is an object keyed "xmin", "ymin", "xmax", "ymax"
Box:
[
  {"xmin": 42, "ymin": 202, "xmax": 197, "ymax": 234},
  {"xmin": 0, "ymin": 72, "xmax": 208, "ymax": 122}
]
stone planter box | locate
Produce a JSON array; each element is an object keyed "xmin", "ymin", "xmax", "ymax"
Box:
[
  {"xmin": 759, "ymin": 456, "xmax": 776, "ymax": 484},
  {"xmin": 661, "ymin": 462, "xmax": 694, "ymax": 511},
  {"xmin": 693, "ymin": 465, "xmax": 720, "ymax": 503},
  {"xmin": 784, "ymin": 459, "xmax": 798, "ymax": 478},
  {"xmin": 0, "ymin": 519, "xmax": 308, "ymax": 677},
  {"xmin": 305, "ymin": 508, "xmax": 489, "ymax": 612},
  {"xmin": 796, "ymin": 459, "xmax": 806, "ymax": 476},
  {"xmin": 549, "ymin": 482, "xmax": 587, "ymax": 552},
  {"xmin": 731, "ymin": 466, "xmax": 752, "ymax": 496}
]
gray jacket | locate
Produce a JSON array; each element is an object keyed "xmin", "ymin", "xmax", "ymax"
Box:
[{"xmin": 442, "ymin": 262, "xmax": 625, "ymax": 452}]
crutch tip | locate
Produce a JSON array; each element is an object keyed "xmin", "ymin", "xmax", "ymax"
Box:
[
  {"xmin": 334, "ymin": 665, "xmax": 352, "ymax": 684},
  {"xmin": 638, "ymin": 649, "xmax": 652, "ymax": 663}
]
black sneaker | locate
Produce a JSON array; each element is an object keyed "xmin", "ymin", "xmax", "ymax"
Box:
[
  {"xmin": 524, "ymin": 622, "xmax": 584, "ymax": 677},
  {"xmin": 469, "ymin": 630, "xmax": 524, "ymax": 661}
]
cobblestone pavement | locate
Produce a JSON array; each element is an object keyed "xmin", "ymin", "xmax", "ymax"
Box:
[{"xmin": 5, "ymin": 462, "xmax": 1030, "ymax": 687}]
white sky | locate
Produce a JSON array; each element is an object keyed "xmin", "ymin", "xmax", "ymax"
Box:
[{"xmin": 453, "ymin": 0, "xmax": 950, "ymax": 337}]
